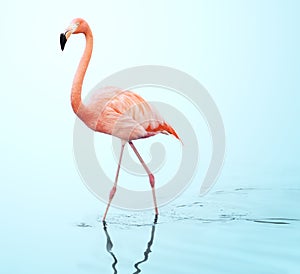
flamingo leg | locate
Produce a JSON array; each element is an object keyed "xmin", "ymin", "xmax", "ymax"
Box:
[
  {"xmin": 102, "ymin": 141, "xmax": 126, "ymax": 224},
  {"xmin": 128, "ymin": 141, "xmax": 159, "ymax": 223}
]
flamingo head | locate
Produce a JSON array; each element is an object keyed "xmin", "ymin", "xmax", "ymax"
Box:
[{"xmin": 60, "ymin": 18, "xmax": 87, "ymax": 51}]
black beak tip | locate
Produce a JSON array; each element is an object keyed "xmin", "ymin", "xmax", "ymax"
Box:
[{"xmin": 60, "ymin": 33, "xmax": 67, "ymax": 51}]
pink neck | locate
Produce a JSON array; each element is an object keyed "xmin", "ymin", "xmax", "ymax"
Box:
[{"xmin": 71, "ymin": 27, "xmax": 93, "ymax": 115}]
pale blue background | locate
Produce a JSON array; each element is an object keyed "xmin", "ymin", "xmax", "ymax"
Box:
[{"xmin": 1, "ymin": 1, "xmax": 299, "ymax": 273}]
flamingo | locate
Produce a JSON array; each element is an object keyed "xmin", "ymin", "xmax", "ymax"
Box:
[{"xmin": 60, "ymin": 18, "xmax": 180, "ymax": 224}]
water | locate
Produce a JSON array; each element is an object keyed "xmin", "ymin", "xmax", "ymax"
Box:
[
  {"xmin": 94, "ymin": 188, "xmax": 299, "ymax": 274},
  {"xmin": 5, "ymin": 187, "xmax": 297, "ymax": 274}
]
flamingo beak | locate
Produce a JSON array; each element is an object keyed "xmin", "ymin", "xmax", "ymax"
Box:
[
  {"xmin": 60, "ymin": 32, "xmax": 68, "ymax": 51},
  {"xmin": 60, "ymin": 23, "xmax": 79, "ymax": 51}
]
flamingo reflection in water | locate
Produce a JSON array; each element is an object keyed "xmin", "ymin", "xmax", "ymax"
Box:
[{"xmin": 103, "ymin": 223, "xmax": 156, "ymax": 273}]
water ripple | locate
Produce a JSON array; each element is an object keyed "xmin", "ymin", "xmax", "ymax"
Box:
[
  {"xmin": 76, "ymin": 188, "xmax": 300, "ymax": 229},
  {"xmin": 246, "ymin": 217, "xmax": 300, "ymax": 225}
]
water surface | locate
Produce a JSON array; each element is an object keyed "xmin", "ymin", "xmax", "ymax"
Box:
[{"xmin": 71, "ymin": 187, "xmax": 300, "ymax": 274}]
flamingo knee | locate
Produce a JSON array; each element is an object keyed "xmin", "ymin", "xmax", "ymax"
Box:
[
  {"xmin": 109, "ymin": 186, "xmax": 117, "ymax": 200},
  {"xmin": 149, "ymin": 174, "xmax": 155, "ymax": 188}
]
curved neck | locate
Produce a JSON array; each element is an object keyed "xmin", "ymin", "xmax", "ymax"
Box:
[{"xmin": 71, "ymin": 28, "xmax": 93, "ymax": 115}]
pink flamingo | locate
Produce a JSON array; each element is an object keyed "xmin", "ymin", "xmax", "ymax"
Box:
[{"xmin": 60, "ymin": 18, "xmax": 180, "ymax": 223}]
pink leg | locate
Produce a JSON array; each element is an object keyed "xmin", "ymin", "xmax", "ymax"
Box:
[
  {"xmin": 102, "ymin": 141, "xmax": 126, "ymax": 223},
  {"xmin": 129, "ymin": 141, "xmax": 159, "ymax": 222}
]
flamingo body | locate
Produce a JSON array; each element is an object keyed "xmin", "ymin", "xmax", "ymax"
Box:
[
  {"xmin": 60, "ymin": 18, "xmax": 180, "ymax": 223},
  {"xmin": 80, "ymin": 86, "xmax": 179, "ymax": 141}
]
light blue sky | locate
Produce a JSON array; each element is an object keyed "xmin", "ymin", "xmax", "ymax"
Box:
[{"xmin": 1, "ymin": 0, "xmax": 299, "ymax": 215}]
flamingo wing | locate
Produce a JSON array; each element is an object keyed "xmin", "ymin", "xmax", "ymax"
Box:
[{"xmin": 86, "ymin": 87, "xmax": 180, "ymax": 141}]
